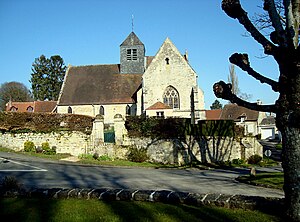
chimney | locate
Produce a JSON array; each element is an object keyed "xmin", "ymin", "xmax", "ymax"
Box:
[
  {"xmin": 257, "ymin": 99, "xmax": 262, "ymax": 105},
  {"xmin": 184, "ymin": 49, "xmax": 188, "ymax": 61}
]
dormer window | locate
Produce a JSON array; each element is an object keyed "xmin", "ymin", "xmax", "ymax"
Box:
[
  {"xmin": 126, "ymin": 49, "xmax": 137, "ymax": 61},
  {"xmin": 10, "ymin": 106, "xmax": 17, "ymax": 112},
  {"xmin": 27, "ymin": 106, "xmax": 34, "ymax": 112}
]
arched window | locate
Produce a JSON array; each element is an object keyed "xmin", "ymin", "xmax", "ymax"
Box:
[
  {"xmin": 68, "ymin": 106, "xmax": 72, "ymax": 114},
  {"xmin": 163, "ymin": 86, "xmax": 180, "ymax": 109},
  {"xmin": 27, "ymin": 106, "xmax": 34, "ymax": 112},
  {"xmin": 126, "ymin": 105, "xmax": 131, "ymax": 115},
  {"xmin": 99, "ymin": 106, "xmax": 104, "ymax": 115}
]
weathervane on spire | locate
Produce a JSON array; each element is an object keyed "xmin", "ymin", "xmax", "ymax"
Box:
[{"xmin": 132, "ymin": 14, "xmax": 134, "ymax": 32}]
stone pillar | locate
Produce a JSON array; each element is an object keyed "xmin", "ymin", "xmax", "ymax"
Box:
[
  {"xmin": 92, "ymin": 114, "xmax": 104, "ymax": 145},
  {"xmin": 114, "ymin": 114, "xmax": 125, "ymax": 145}
]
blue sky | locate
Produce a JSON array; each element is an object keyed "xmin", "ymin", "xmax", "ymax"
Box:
[{"xmin": 0, "ymin": 0, "xmax": 279, "ymax": 109}]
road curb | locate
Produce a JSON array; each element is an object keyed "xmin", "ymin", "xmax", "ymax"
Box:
[{"xmin": 1, "ymin": 188, "xmax": 284, "ymax": 212}]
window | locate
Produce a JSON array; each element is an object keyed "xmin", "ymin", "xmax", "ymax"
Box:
[
  {"xmin": 126, "ymin": 49, "xmax": 137, "ymax": 61},
  {"xmin": 10, "ymin": 106, "xmax": 17, "ymax": 112},
  {"xmin": 99, "ymin": 106, "xmax": 104, "ymax": 115},
  {"xmin": 27, "ymin": 106, "xmax": 34, "ymax": 112},
  {"xmin": 165, "ymin": 57, "xmax": 169, "ymax": 65},
  {"xmin": 68, "ymin": 106, "xmax": 72, "ymax": 114},
  {"xmin": 156, "ymin": 111, "xmax": 164, "ymax": 118},
  {"xmin": 126, "ymin": 105, "xmax": 131, "ymax": 115},
  {"xmin": 163, "ymin": 86, "xmax": 180, "ymax": 109}
]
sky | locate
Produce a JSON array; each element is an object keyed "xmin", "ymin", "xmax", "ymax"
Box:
[{"xmin": 0, "ymin": 0, "xmax": 280, "ymax": 109}]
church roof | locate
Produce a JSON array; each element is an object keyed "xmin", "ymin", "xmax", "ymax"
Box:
[
  {"xmin": 58, "ymin": 64, "xmax": 142, "ymax": 105},
  {"xmin": 120, "ymin": 32, "xmax": 144, "ymax": 46}
]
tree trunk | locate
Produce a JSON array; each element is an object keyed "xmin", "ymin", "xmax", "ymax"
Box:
[
  {"xmin": 276, "ymin": 47, "xmax": 300, "ymax": 221},
  {"xmin": 281, "ymin": 126, "xmax": 300, "ymax": 222}
]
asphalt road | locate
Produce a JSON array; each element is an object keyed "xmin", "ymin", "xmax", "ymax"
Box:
[{"xmin": 0, "ymin": 151, "xmax": 284, "ymax": 198}]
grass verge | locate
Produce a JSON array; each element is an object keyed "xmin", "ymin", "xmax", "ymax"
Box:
[
  {"xmin": 236, "ymin": 172, "xmax": 284, "ymax": 190},
  {"xmin": 0, "ymin": 198, "xmax": 283, "ymax": 222}
]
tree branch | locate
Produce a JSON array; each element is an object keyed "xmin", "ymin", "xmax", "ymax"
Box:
[
  {"xmin": 264, "ymin": 0, "xmax": 288, "ymax": 46},
  {"xmin": 213, "ymin": 81, "xmax": 277, "ymax": 112},
  {"xmin": 229, "ymin": 53, "xmax": 279, "ymax": 92},
  {"xmin": 222, "ymin": 0, "xmax": 277, "ymax": 55}
]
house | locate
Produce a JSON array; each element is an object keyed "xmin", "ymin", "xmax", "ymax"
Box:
[
  {"xmin": 5, "ymin": 101, "xmax": 57, "ymax": 113},
  {"xmin": 219, "ymin": 103, "xmax": 266, "ymax": 136},
  {"xmin": 259, "ymin": 115, "xmax": 279, "ymax": 140},
  {"xmin": 204, "ymin": 109, "xmax": 222, "ymax": 120},
  {"xmin": 57, "ymin": 32, "xmax": 205, "ymax": 123}
]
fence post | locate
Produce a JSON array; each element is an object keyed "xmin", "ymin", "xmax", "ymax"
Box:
[
  {"xmin": 114, "ymin": 114, "xmax": 125, "ymax": 145},
  {"xmin": 92, "ymin": 114, "xmax": 104, "ymax": 146}
]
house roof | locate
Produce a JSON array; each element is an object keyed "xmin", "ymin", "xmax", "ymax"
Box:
[
  {"xmin": 220, "ymin": 104, "xmax": 259, "ymax": 121},
  {"xmin": 205, "ymin": 109, "xmax": 222, "ymax": 120},
  {"xmin": 6, "ymin": 101, "xmax": 57, "ymax": 113},
  {"xmin": 120, "ymin": 32, "xmax": 144, "ymax": 46},
  {"xmin": 260, "ymin": 116, "xmax": 276, "ymax": 125},
  {"xmin": 146, "ymin": 102, "xmax": 172, "ymax": 110},
  {"xmin": 58, "ymin": 64, "xmax": 142, "ymax": 105}
]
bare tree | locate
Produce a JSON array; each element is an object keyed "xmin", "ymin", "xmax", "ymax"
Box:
[
  {"xmin": 227, "ymin": 63, "xmax": 252, "ymax": 100},
  {"xmin": 213, "ymin": 1, "xmax": 300, "ymax": 221}
]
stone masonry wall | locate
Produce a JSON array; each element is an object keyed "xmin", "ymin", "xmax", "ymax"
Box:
[{"xmin": 0, "ymin": 131, "xmax": 91, "ymax": 156}]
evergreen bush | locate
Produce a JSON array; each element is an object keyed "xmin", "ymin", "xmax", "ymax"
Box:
[
  {"xmin": 127, "ymin": 145, "xmax": 149, "ymax": 163},
  {"xmin": 24, "ymin": 141, "xmax": 35, "ymax": 152},
  {"xmin": 42, "ymin": 142, "xmax": 55, "ymax": 155}
]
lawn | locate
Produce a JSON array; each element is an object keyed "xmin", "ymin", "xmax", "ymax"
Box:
[
  {"xmin": 0, "ymin": 198, "xmax": 283, "ymax": 222},
  {"xmin": 236, "ymin": 172, "xmax": 284, "ymax": 190}
]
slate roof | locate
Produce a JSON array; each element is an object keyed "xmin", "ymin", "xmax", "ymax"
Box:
[
  {"xmin": 146, "ymin": 102, "xmax": 172, "ymax": 110},
  {"xmin": 58, "ymin": 64, "xmax": 142, "ymax": 105},
  {"xmin": 260, "ymin": 116, "xmax": 276, "ymax": 125},
  {"xmin": 205, "ymin": 109, "xmax": 222, "ymax": 120},
  {"xmin": 120, "ymin": 32, "xmax": 144, "ymax": 46},
  {"xmin": 220, "ymin": 104, "xmax": 259, "ymax": 121},
  {"xmin": 6, "ymin": 101, "xmax": 57, "ymax": 113}
]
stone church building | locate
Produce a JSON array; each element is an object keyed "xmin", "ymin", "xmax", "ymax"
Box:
[{"xmin": 57, "ymin": 32, "xmax": 204, "ymax": 123}]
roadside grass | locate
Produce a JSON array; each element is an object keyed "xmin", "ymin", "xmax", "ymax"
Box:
[
  {"xmin": 0, "ymin": 198, "xmax": 283, "ymax": 222},
  {"xmin": 236, "ymin": 172, "xmax": 284, "ymax": 190}
]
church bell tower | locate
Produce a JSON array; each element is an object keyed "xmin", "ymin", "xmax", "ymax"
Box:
[{"xmin": 120, "ymin": 32, "xmax": 145, "ymax": 74}]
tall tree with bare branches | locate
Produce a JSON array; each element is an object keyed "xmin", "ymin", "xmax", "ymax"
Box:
[{"xmin": 213, "ymin": 1, "xmax": 300, "ymax": 221}]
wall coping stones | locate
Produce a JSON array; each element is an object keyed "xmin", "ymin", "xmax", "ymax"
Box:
[{"xmin": 0, "ymin": 188, "xmax": 284, "ymax": 212}]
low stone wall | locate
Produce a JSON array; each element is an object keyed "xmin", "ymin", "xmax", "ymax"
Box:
[
  {"xmin": 0, "ymin": 131, "xmax": 91, "ymax": 156},
  {"xmin": 1, "ymin": 188, "xmax": 283, "ymax": 212},
  {"xmin": 129, "ymin": 136, "xmax": 263, "ymax": 165}
]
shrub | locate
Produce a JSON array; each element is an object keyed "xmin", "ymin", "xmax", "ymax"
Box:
[
  {"xmin": 24, "ymin": 141, "xmax": 35, "ymax": 152},
  {"xmin": 127, "ymin": 145, "xmax": 149, "ymax": 163},
  {"xmin": 98, "ymin": 155, "xmax": 112, "ymax": 161},
  {"xmin": 247, "ymin": 154, "xmax": 263, "ymax": 164},
  {"xmin": 93, "ymin": 153, "xmax": 99, "ymax": 160},
  {"xmin": 232, "ymin": 158, "xmax": 245, "ymax": 165},
  {"xmin": 42, "ymin": 142, "xmax": 55, "ymax": 155},
  {"xmin": 0, "ymin": 176, "xmax": 22, "ymax": 191}
]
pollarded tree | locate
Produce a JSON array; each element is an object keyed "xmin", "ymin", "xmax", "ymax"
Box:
[
  {"xmin": 0, "ymin": 81, "xmax": 33, "ymax": 111},
  {"xmin": 213, "ymin": 1, "xmax": 299, "ymax": 221},
  {"xmin": 30, "ymin": 55, "xmax": 66, "ymax": 101}
]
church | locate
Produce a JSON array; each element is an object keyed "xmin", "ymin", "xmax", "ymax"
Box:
[{"xmin": 57, "ymin": 32, "xmax": 205, "ymax": 123}]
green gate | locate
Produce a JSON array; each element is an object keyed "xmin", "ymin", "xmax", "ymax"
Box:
[{"xmin": 104, "ymin": 131, "xmax": 115, "ymax": 143}]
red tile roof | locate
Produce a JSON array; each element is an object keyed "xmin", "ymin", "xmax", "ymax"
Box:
[
  {"xmin": 146, "ymin": 102, "xmax": 172, "ymax": 110},
  {"xmin": 6, "ymin": 101, "xmax": 57, "ymax": 113},
  {"xmin": 205, "ymin": 109, "xmax": 222, "ymax": 120}
]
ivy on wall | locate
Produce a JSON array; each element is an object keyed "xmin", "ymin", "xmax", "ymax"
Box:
[
  {"xmin": 125, "ymin": 116, "xmax": 241, "ymax": 139},
  {"xmin": 0, "ymin": 112, "xmax": 94, "ymax": 134}
]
